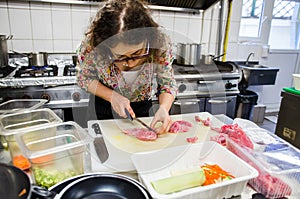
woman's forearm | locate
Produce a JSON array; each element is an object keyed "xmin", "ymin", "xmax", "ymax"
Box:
[
  {"xmin": 87, "ymin": 80, "xmax": 114, "ymax": 103},
  {"xmin": 158, "ymin": 93, "xmax": 174, "ymax": 111}
]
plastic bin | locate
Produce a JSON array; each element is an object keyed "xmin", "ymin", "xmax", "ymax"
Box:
[
  {"xmin": 0, "ymin": 108, "xmax": 62, "ymax": 170},
  {"xmin": 0, "ymin": 99, "xmax": 47, "ymax": 115},
  {"xmin": 15, "ymin": 121, "xmax": 93, "ymax": 188},
  {"xmin": 235, "ymin": 90, "xmax": 258, "ymax": 119},
  {"xmin": 131, "ymin": 141, "xmax": 258, "ymax": 199}
]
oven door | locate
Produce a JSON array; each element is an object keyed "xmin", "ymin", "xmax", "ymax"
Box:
[
  {"xmin": 205, "ymin": 96, "xmax": 237, "ymax": 118},
  {"xmin": 170, "ymin": 98, "xmax": 205, "ymax": 115}
]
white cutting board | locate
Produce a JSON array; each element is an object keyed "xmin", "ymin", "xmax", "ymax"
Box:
[{"xmin": 89, "ymin": 112, "xmax": 224, "ymax": 172}]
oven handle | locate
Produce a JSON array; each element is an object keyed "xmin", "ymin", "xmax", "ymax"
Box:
[
  {"xmin": 174, "ymin": 99, "xmax": 201, "ymax": 105},
  {"xmin": 197, "ymin": 80, "xmax": 217, "ymax": 84},
  {"xmin": 207, "ymin": 98, "xmax": 233, "ymax": 104}
]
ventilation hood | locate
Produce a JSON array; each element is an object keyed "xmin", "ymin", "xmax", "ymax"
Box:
[
  {"xmin": 148, "ymin": 0, "xmax": 220, "ymax": 10},
  {"xmin": 13, "ymin": 0, "xmax": 220, "ymax": 13}
]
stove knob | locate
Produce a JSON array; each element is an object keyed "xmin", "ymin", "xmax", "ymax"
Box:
[
  {"xmin": 41, "ymin": 93, "xmax": 51, "ymax": 102},
  {"xmin": 72, "ymin": 92, "xmax": 81, "ymax": 101},
  {"xmin": 225, "ymin": 82, "xmax": 237, "ymax": 89},
  {"xmin": 178, "ymin": 84, "xmax": 187, "ymax": 93}
]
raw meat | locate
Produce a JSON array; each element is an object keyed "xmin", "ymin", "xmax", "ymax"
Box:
[
  {"xmin": 123, "ymin": 128, "xmax": 157, "ymax": 141},
  {"xmin": 186, "ymin": 136, "xmax": 198, "ymax": 143},
  {"xmin": 169, "ymin": 120, "xmax": 193, "ymax": 133},
  {"xmin": 213, "ymin": 124, "xmax": 254, "ymax": 150},
  {"xmin": 195, "ymin": 116, "xmax": 211, "ymax": 126}
]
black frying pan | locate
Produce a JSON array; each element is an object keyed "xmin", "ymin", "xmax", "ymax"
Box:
[
  {"xmin": 0, "ymin": 163, "xmax": 31, "ymax": 199},
  {"xmin": 56, "ymin": 174, "xmax": 152, "ymax": 199}
]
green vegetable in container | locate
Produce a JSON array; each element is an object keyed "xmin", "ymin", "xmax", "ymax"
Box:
[{"xmin": 33, "ymin": 168, "xmax": 78, "ymax": 188}]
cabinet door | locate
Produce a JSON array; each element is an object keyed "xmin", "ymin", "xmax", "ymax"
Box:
[
  {"xmin": 170, "ymin": 98, "xmax": 205, "ymax": 115},
  {"xmin": 205, "ymin": 96, "xmax": 237, "ymax": 118}
]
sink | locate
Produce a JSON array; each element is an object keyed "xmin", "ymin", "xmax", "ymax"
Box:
[{"xmin": 232, "ymin": 61, "xmax": 280, "ymax": 85}]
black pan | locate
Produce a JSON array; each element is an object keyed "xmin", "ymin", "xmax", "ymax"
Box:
[
  {"xmin": 0, "ymin": 163, "xmax": 31, "ymax": 199},
  {"xmin": 56, "ymin": 174, "xmax": 152, "ymax": 199}
]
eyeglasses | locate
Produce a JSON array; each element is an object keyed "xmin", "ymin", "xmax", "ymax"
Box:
[{"xmin": 110, "ymin": 42, "xmax": 150, "ymax": 64}]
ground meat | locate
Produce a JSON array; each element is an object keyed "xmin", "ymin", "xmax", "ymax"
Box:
[
  {"xmin": 169, "ymin": 120, "xmax": 193, "ymax": 133},
  {"xmin": 123, "ymin": 128, "xmax": 157, "ymax": 141}
]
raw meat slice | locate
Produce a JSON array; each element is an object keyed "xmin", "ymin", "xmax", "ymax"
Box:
[
  {"xmin": 169, "ymin": 120, "xmax": 193, "ymax": 133},
  {"xmin": 123, "ymin": 128, "xmax": 157, "ymax": 141}
]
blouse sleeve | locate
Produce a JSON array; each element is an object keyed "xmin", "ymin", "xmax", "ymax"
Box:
[
  {"xmin": 76, "ymin": 35, "xmax": 99, "ymax": 91},
  {"xmin": 155, "ymin": 41, "xmax": 178, "ymax": 99}
]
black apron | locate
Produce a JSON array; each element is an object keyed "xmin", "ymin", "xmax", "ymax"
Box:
[{"xmin": 87, "ymin": 94, "xmax": 155, "ymax": 121}]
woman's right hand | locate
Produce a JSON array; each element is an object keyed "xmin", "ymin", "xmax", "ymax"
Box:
[{"xmin": 110, "ymin": 91, "xmax": 135, "ymax": 118}]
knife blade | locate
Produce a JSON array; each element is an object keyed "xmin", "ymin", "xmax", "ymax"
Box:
[
  {"xmin": 91, "ymin": 122, "xmax": 109, "ymax": 163},
  {"xmin": 125, "ymin": 109, "xmax": 157, "ymax": 133}
]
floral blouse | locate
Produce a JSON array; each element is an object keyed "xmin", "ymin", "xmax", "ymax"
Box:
[{"xmin": 76, "ymin": 34, "xmax": 178, "ymax": 102}]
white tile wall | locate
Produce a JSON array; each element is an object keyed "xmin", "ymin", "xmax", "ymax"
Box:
[{"xmin": 1, "ymin": 1, "xmax": 223, "ymax": 56}]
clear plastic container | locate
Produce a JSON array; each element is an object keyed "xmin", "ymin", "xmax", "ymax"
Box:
[
  {"xmin": 0, "ymin": 99, "xmax": 47, "ymax": 115},
  {"xmin": 0, "ymin": 108, "xmax": 62, "ymax": 169},
  {"xmin": 227, "ymin": 137, "xmax": 300, "ymax": 198},
  {"xmin": 16, "ymin": 121, "xmax": 93, "ymax": 188}
]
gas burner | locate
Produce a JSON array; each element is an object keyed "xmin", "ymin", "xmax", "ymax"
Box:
[
  {"xmin": 63, "ymin": 65, "xmax": 76, "ymax": 76},
  {"xmin": 14, "ymin": 65, "xmax": 58, "ymax": 77},
  {"xmin": 0, "ymin": 65, "xmax": 16, "ymax": 78}
]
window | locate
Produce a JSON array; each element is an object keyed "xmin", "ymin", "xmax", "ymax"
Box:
[{"xmin": 239, "ymin": 0, "xmax": 300, "ymax": 49}]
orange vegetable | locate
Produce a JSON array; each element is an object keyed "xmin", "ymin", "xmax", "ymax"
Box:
[
  {"xmin": 13, "ymin": 155, "xmax": 31, "ymax": 170},
  {"xmin": 201, "ymin": 164, "xmax": 235, "ymax": 186}
]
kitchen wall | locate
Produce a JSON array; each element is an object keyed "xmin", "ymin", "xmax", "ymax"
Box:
[{"xmin": 0, "ymin": 1, "xmax": 218, "ymax": 54}]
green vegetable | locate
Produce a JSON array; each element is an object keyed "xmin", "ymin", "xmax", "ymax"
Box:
[
  {"xmin": 33, "ymin": 168, "xmax": 79, "ymax": 188},
  {"xmin": 151, "ymin": 168, "xmax": 206, "ymax": 194}
]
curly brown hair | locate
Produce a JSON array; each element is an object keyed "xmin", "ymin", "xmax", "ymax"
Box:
[{"xmin": 86, "ymin": 0, "xmax": 167, "ymax": 57}]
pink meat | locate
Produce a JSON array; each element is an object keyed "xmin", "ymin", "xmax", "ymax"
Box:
[
  {"xmin": 186, "ymin": 136, "xmax": 198, "ymax": 143},
  {"xmin": 123, "ymin": 128, "xmax": 157, "ymax": 141},
  {"xmin": 169, "ymin": 120, "xmax": 192, "ymax": 133},
  {"xmin": 195, "ymin": 116, "xmax": 211, "ymax": 127}
]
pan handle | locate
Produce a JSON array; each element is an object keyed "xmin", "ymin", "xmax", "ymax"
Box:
[{"xmin": 31, "ymin": 185, "xmax": 57, "ymax": 199}]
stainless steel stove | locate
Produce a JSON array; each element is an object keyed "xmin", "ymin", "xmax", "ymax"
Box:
[{"xmin": 170, "ymin": 60, "xmax": 241, "ymax": 118}]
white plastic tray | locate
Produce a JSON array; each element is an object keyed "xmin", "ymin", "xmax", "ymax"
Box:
[{"xmin": 131, "ymin": 141, "xmax": 258, "ymax": 199}]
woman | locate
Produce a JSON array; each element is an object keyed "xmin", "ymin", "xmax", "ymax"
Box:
[{"xmin": 76, "ymin": 0, "xmax": 177, "ymax": 134}]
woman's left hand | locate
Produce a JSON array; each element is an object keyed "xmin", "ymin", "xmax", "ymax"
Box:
[{"xmin": 150, "ymin": 106, "xmax": 172, "ymax": 134}]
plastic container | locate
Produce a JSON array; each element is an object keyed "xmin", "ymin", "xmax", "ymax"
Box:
[
  {"xmin": 0, "ymin": 99, "xmax": 47, "ymax": 115},
  {"xmin": 0, "ymin": 108, "xmax": 62, "ymax": 169},
  {"xmin": 226, "ymin": 137, "xmax": 300, "ymax": 198},
  {"xmin": 15, "ymin": 121, "xmax": 93, "ymax": 188},
  {"xmin": 131, "ymin": 141, "xmax": 258, "ymax": 199},
  {"xmin": 293, "ymin": 74, "xmax": 300, "ymax": 90}
]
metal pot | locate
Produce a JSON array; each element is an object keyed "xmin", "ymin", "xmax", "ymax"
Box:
[
  {"xmin": 176, "ymin": 43, "xmax": 202, "ymax": 66},
  {"xmin": 0, "ymin": 35, "xmax": 13, "ymax": 68},
  {"xmin": 28, "ymin": 52, "xmax": 48, "ymax": 67}
]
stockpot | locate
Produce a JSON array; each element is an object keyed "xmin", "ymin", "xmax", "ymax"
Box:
[
  {"xmin": 28, "ymin": 52, "xmax": 48, "ymax": 67},
  {"xmin": 176, "ymin": 43, "xmax": 202, "ymax": 65},
  {"xmin": 0, "ymin": 35, "xmax": 13, "ymax": 68}
]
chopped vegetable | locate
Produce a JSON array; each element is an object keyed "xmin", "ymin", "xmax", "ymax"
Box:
[
  {"xmin": 151, "ymin": 168, "xmax": 206, "ymax": 194},
  {"xmin": 201, "ymin": 164, "xmax": 235, "ymax": 186},
  {"xmin": 33, "ymin": 168, "xmax": 78, "ymax": 188},
  {"xmin": 18, "ymin": 188, "xmax": 27, "ymax": 197},
  {"xmin": 13, "ymin": 155, "xmax": 31, "ymax": 170}
]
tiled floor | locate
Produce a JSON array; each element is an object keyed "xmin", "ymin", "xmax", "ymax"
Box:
[{"xmin": 257, "ymin": 112, "xmax": 278, "ymax": 133}]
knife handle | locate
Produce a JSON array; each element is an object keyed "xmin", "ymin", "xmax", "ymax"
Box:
[{"xmin": 92, "ymin": 123, "xmax": 102, "ymax": 136}]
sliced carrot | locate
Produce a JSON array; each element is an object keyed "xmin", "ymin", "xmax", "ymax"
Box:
[
  {"xmin": 201, "ymin": 163, "xmax": 235, "ymax": 186},
  {"xmin": 13, "ymin": 155, "xmax": 31, "ymax": 170}
]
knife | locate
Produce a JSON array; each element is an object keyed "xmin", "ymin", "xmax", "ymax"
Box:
[
  {"xmin": 125, "ymin": 109, "xmax": 157, "ymax": 133},
  {"xmin": 91, "ymin": 122, "xmax": 109, "ymax": 163}
]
